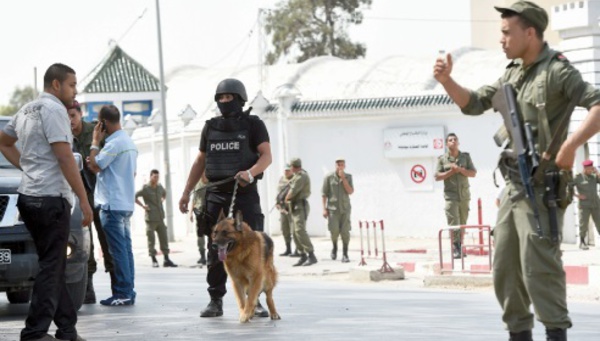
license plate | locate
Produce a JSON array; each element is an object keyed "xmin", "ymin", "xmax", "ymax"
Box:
[{"xmin": 0, "ymin": 249, "xmax": 11, "ymax": 264}]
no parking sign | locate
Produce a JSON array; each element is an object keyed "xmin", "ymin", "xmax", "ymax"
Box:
[{"xmin": 410, "ymin": 164, "xmax": 426, "ymax": 184}]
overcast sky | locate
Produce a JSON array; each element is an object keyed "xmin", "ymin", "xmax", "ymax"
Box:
[{"xmin": 0, "ymin": 0, "xmax": 476, "ymax": 104}]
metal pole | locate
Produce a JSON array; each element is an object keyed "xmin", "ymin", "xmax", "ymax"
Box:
[{"xmin": 155, "ymin": 0, "xmax": 174, "ymax": 242}]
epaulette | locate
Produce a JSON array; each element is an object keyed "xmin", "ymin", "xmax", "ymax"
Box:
[
  {"xmin": 461, "ymin": 152, "xmax": 470, "ymax": 155},
  {"xmin": 506, "ymin": 60, "xmax": 519, "ymax": 69},
  {"xmin": 554, "ymin": 53, "xmax": 569, "ymax": 63}
]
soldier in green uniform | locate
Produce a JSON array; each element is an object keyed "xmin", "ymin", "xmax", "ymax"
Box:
[
  {"xmin": 276, "ymin": 164, "xmax": 298, "ymax": 256},
  {"xmin": 191, "ymin": 178, "xmax": 208, "ymax": 265},
  {"xmin": 435, "ymin": 133, "xmax": 477, "ymax": 259},
  {"xmin": 434, "ymin": 2, "xmax": 600, "ymax": 340},
  {"xmin": 68, "ymin": 100, "xmax": 113, "ymax": 304},
  {"xmin": 135, "ymin": 169, "xmax": 177, "ymax": 268},
  {"xmin": 322, "ymin": 157, "xmax": 354, "ymax": 263},
  {"xmin": 285, "ymin": 158, "xmax": 317, "ymax": 266},
  {"xmin": 573, "ymin": 159, "xmax": 600, "ymax": 250}
]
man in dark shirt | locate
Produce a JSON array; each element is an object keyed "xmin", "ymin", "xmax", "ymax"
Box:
[
  {"xmin": 178, "ymin": 78, "xmax": 272, "ymax": 318},
  {"xmin": 68, "ymin": 100, "xmax": 114, "ymax": 304}
]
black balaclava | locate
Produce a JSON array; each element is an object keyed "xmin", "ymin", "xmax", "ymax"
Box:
[{"xmin": 217, "ymin": 96, "xmax": 243, "ymax": 118}]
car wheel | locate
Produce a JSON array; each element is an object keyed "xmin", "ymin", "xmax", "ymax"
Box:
[
  {"xmin": 6, "ymin": 289, "xmax": 32, "ymax": 304},
  {"xmin": 67, "ymin": 263, "xmax": 88, "ymax": 311}
]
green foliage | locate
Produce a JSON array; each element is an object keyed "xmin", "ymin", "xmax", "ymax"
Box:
[
  {"xmin": 0, "ymin": 86, "xmax": 36, "ymax": 116},
  {"xmin": 0, "ymin": 105, "xmax": 16, "ymax": 117},
  {"xmin": 9, "ymin": 86, "xmax": 36, "ymax": 109},
  {"xmin": 264, "ymin": 0, "xmax": 372, "ymax": 65}
]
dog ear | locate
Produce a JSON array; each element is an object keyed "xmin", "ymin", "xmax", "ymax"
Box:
[
  {"xmin": 218, "ymin": 209, "xmax": 226, "ymax": 222},
  {"xmin": 235, "ymin": 210, "xmax": 243, "ymax": 231}
]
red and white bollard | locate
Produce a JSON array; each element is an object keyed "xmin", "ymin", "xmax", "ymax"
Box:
[
  {"xmin": 378, "ymin": 220, "xmax": 394, "ymax": 273},
  {"xmin": 358, "ymin": 221, "xmax": 367, "ymax": 266}
]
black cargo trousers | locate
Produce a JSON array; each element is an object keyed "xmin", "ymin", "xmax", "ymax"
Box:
[
  {"xmin": 17, "ymin": 195, "xmax": 78, "ymax": 341},
  {"xmin": 202, "ymin": 190, "xmax": 264, "ymax": 299}
]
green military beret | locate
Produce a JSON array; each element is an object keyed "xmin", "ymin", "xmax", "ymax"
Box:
[{"xmin": 494, "ymin": 1, "xmax": 548, "ymax": 33}]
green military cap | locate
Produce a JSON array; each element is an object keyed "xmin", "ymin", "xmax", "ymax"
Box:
[
  {"xmin": 494, "ymin": 1, "xmax": 548, "ymax": 33},
  {"xmin": 284, "ymin": 163, "xmax": 292, "ymax": 170},
  {"xmin": 290, "ymin": 158, "xmax": 302, "ymax": 168}
]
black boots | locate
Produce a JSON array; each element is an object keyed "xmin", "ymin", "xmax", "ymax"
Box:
[
  {"xmin": 289, "ymin": 249, "xmax": 301, "ymax": 257},
  {"xmin": 330, "ymin": 243, "xmax": 337, "ymax": 260},
  {"xmin": 546, "ymin": 328, "xmax": 567, "ymax": 341},
  {"xmin": 197, "ymin": 251, "xmax": 207, "ymax": 265},
  {"xmin": 303, "ymin": 252, "xmax": 318, "ymax": 266},
  {"xmin": 163, "ymin": 255, "xmax": 178, "ymax": 267},
  {"xmin": 452, "ymin": 242, "xmax": 464, "ymax": 259},
  {"xmin": 293, "ymin": 253, "xmax": 308, "ymax": 266},
  {"xmin": 579, "ymin": 236, "xmax": 589, "ymax": 250},
  {"xmin": 254, "ymin": 300, "xmax": 269, "ymax": 317},
  {"xmin": 151, "ymin": 256, "xmax": 159, "ymax": 268},
  {"xmin": 200, "ymin": 298, "xmax": 223, "ymax": 317},
  {"xmin": 341, "ymin": 244, "xmax": 350, "ymax": 263},
  {"xmin": 83, "ymin": 274, "xmax": 96, "ymax": 304},
  {"xmin": 509, "ymin": 330, "xmax": 532, "ymax": 341},
  {"xmin": 279, "ymin": 242, "xmax": 292, "ymax": 256}
]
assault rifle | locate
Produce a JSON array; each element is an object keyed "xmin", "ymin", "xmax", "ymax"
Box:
[
  {"xmin": 492, "ymin": 83, "xmax": 543, "ymax": 238},
  {"xmin": 269, "ymin": 182, "xmax": 291, "ymax": 214}
]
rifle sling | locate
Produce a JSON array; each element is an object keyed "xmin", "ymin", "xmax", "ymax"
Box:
[{"xmin": 532, "ymin": 82, "xmax": 586, "ymax": 184}]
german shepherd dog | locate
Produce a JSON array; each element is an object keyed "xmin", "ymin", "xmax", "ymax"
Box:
[{"xmin": 211, "ymin": 210, "xmax": 281, "ymax": 323}]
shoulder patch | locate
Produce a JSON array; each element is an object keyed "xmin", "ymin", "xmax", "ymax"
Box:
[{"xmin": 555, "ymin": 53, "xmax": 569, "ymax": 63}]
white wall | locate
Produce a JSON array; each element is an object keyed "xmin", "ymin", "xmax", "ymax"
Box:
[{"xmin": 263, "ymin": 107, "xmax": 504, "ymax": 239}]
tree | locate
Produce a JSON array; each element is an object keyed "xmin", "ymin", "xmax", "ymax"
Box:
[
  {"xmin": 264, "ymin": 0, "xmax": 372, "ymax": 65},
  {"xmin": 0, "ymin": 86, "xmax": 36, "ymax": 116}
]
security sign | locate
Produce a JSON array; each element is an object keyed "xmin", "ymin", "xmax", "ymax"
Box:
[{"xmin": 410, "ymin": 164, "xmax": 427, "ymax": 183}]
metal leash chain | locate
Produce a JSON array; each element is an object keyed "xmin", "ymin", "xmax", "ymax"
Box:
[{"xmin": 227, "ymin": 179, "xmax": 239, "ymax": 218}]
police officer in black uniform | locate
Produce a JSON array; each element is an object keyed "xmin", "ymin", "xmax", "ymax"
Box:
[{"xmin": 178, "ymin": 78, "xmax": 272, "ymax": 318}]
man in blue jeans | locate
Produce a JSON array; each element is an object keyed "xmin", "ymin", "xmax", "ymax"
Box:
[
  {"xmin": 0, "ymin": 63, "xmax": 92, "ymax": 341},
  {"xmin": 88, "ymin": 104, "xmax": 138, "ymax": 306}
]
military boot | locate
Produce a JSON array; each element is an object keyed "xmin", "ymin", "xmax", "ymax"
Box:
[
  {"xmin": 289, "ymin": 249, "xmax": 301, "ymax": 258},
  {"xmin": 254, "ymin": 299, "xmax": 269, "ymax": 317},
  {"xmin": 579, "ymin": 236, "xmax": 589, "ymax": 250},
  {"xmin": 200, "ymin": 298, "xmax": 223, "ymax": 317},
  {"xmin": 151, "ymin": 255, "xmax": 159, "ymax": 268},
  {"xmin": 293, "ymin": 253, "xmax": 308, "ymax": 266},
  {"xmin": 509, "ymin": 330, "xmax": 532, "ymax": 341},
  {"xmin": 83, "ymin": 273, "xmax": 96, "ymax": 304},
  {"xmin": 163, "ymin": 255, "xmax": 178, "ymax": 267},
  {"xmin": 197, "ymin": 251, "xmax": 207, "ymax": 265},
  {"xmin": 330, "ymin": 243, "xmax": 338, "ymax": 260},
  {"xmin": 545, "ymin": 328, "xmax": 566, "ymax": 341},
  {"xmin": 279, "ymin": 242, "xmax": 292, "ymax": 256},
  {"xmin": 341, "ymin": 244, "xmax": 350, "ymax": 263},
  {"xmin": 452, "ymin": 242, "xmax": 462, "ymax": 259},
  {"xmin": 303, "ymin": 252, "xmax": 318, "ymax": 266}
]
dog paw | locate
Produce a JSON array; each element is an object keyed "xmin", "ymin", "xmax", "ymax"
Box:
[
  {"xmin": 239, "ymin": 313, "xmax": 252, "ymax": 323},
  {"xmin": 270, "ymin": 313, "xmax": 281, "ymax": 320}
]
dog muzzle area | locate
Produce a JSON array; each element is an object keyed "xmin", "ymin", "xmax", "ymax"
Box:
[{"xmin": 211, "ymin": 241, "xmax": 235, "ymax": 261}]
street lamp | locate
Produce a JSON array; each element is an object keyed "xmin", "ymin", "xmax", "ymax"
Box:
[{"xmin": 155, "ymin": 0, "xmax": 175, "ymax": 242}]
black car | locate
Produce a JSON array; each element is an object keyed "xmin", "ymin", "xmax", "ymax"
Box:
[{"xmin": 0, "ymin": 116, "xmax": 90, "ymax": 310}]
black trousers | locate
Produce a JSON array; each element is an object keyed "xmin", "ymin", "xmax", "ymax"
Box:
[
  {"xmin": 87, "ymin": 202, "xmax": 114, "ymax": 274},
  {"xmin": 17, "ymin": 195, "xmax": 78, "ymax": 341},
  {"xmin": 204, "ymin": 190, "xmax": 264, "ymax": 299}
]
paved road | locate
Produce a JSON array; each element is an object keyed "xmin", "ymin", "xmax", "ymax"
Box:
[{"xmin": 1, "ymin": 266, "xmax": 598, "ymax": 341}]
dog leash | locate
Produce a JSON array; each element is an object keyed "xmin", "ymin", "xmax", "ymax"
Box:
[{"xmin": 227, "ymin": 179, "xmax": 239, "ymax": 218}]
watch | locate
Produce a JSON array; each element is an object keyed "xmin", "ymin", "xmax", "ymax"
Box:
[{"xmin": 90, "ymin": 145, "xmax": 100, "ymax": 151}]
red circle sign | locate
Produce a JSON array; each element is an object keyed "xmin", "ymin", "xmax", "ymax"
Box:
[{"xmin": 411, "ymin": 165, "xmax": 427, "ymax": 183}]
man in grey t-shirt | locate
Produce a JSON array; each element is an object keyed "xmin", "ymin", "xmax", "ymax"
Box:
[{"xmin": 0, "ymin": 63, "xmax": 92, "ymax": 341}]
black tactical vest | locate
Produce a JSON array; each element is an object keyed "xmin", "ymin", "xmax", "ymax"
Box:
[{"xmin": 204, "ymin": 114, "xmax": 259, "ymax": 182}]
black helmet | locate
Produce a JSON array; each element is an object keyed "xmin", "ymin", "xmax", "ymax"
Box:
[{"xmin": 214, "ymin": 78, "xmax": 247, "ymax": 102}]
